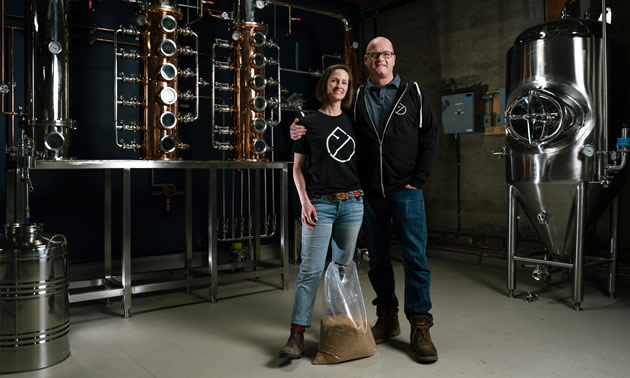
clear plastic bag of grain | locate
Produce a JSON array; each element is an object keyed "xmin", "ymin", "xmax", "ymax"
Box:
[{"xmin": 313, "ymin": 261, "xmax": 377, "ymax": 364}]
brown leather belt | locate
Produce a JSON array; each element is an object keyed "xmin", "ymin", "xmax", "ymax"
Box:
[{"xmin": 310, "ymin": 189, "xmax": 364, "ymax": 202}]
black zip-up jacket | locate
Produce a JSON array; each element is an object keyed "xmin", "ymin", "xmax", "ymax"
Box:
[{"xmin": 353, "ymin": 77, "xmax": 439, "ymax": 197}]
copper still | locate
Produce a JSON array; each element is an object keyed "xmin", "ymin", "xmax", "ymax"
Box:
[
  {"xmin": 114, "ymin": 0, "xmax": 199, "ymax": 160},
  {"xmin": 212, "ymin": 0, "xmax": 281, "ymax": 161}
]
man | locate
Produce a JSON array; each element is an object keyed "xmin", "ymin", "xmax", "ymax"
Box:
[{"xmin": 290, "ymin": 36, "xmax": 439, "ymax": 363}]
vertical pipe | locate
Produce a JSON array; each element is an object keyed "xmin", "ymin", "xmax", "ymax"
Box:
[
  {"xmin": 254, "ymin": 169, "xmax": 261, "ymax": 264},
  {"xmin": 608, "ymin": 193, "xmax": 618, "ymax": 298},
  {"xmin": 573, "ymin": 183, "xmax": 585, "ymax": 310},
  {"xmin": 185, "ymin": 168, "xmax": 192, "ymax": 273},
  {"xmin": 104, "ymin": 169, "xmax": 112, "ymax": 279},
  {"xmin": 209, "ymin": 167, "xmax": 218, "ymax": 303},
  {"xmin": 122, "ymin": 168, "xmax": 132, "ymax": 318},
  {"xmin": 10, "ymin": 27, "xmax": 14, "ymax": 145},
  {"xmin": 600, "ymin": 0, "xmax": 608, "ymax": 181},
  {"xmin": 507, "ymin": 185, "xmax": 517, "ymax": 297}
]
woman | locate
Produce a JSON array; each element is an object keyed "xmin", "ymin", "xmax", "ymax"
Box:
[{"xmin": 279, "ymin": 64, "xmax": 364, "ymax": 359}]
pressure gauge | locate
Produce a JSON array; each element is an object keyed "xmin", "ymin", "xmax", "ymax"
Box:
[
  {"xmin": 231, "ymin": 31, "xmax": 242, "ymax": 41},
  {"xmin": 48, "ymin": 41, "xmax": 62, "ymax": 54},
  {"xmin": 582, "ymin": 144, "xmax": 595, "ymax": 157},
  {"xmin": 255, "ymin": 0, "xmax": 266, "ymax": 9}
]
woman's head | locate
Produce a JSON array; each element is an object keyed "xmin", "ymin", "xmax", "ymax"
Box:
[{"xmin": 316, "ymin": 64, "xmax": 353, "ymax": 110}]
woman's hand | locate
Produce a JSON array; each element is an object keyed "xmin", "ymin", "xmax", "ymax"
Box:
[{"xmin": 301, "ymin": 201, "xmax": 318, "ymax": 230}]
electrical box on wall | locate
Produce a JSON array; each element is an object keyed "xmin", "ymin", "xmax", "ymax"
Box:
[{"xmin": 441, "ymin": 92, "xmax": 475, "ymax": 134}]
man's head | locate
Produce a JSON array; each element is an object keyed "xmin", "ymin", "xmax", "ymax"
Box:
[{"xmin": 364, "ymin": 37, "xmax": 396, "ymax": 83}]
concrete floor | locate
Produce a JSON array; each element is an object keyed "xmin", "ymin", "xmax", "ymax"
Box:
[{"xmin": 11, "ymin": 251, "xmax": 630, "ymax": 378}]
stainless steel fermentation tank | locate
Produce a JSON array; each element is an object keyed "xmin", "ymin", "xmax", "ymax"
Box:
[
  {"xmin": 212, "ymin": 0, "xmax": 281, "ymax": 161},
  {"xmin": 114, "ymin": 0, "xmax": 199, "ymax": 160},
  {"xmin": 25, "ymin": 0, "xmax": 76, "ymax": 160},
  {"xmin": 0, "ymin": 224, "xmax": 70, "ymax": 373},
  {"xmin": 504, "ymin": 18, "xmax": 625, "ymax": 309}
]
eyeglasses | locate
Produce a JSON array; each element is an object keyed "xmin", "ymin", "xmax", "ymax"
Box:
[{"xmin": 366, "ymin": 51, "xmax": 395, "ymax": 60}]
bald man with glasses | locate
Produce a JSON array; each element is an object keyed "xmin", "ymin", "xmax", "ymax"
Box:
[{"xmin": 291, "ymin": 36, "xmax": 439, "ymax": 363}]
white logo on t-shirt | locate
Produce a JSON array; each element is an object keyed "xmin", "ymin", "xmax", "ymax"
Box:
[
  {"xmin": 326, "ymin": 126, "xmax": 356, "ymax": 163},
  {"xmin": 395, "ymin": 103, "xmax": 407, "ymax": 116}
]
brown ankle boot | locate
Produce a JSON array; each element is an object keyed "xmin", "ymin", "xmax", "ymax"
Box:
[
  {"xmin": 410, "ymin": 315, "xmax": 438, "ymax": 363},
  {"xmin": 371, "ymin": 308, "xmax": 401, "ymax": 344},
  {"xmin": 279, "ymin": 325, "xmax": 304, "ymax": 359}
]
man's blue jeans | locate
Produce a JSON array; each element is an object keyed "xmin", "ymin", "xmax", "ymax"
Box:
[
  {"xmin": 291, "ymin": 197, "xmax": 364, "ymax": 327},
  {"xmin": 363, "ymin": 188, "xmax": 433, "ymax": 324}
]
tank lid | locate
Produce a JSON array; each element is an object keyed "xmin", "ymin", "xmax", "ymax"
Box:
[{"xmin": 514, "ymin": 19, "xmax": 615, "ymax": 44}]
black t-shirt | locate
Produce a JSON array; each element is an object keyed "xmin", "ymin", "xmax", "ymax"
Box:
[{"xmin": 293, "ymin": 111, "xmax": 361, "ymax": 194}]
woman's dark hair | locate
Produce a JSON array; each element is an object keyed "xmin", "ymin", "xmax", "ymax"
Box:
[{"xmin": 315, "ymin": 64, "xmax": 354, "ymax": 110}]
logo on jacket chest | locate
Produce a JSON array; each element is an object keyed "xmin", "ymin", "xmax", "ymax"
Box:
[
  {"xmin": 395, "ymin": 103, "xmax": 407, "ymax": 116},
  {"xmin": 326, "ymin": 127, "xmax": 356, "ymax": 163}
]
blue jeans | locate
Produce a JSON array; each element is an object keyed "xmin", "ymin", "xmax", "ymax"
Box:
[
  {"xmin": 291, "ymin": 197, "xmax": 364, "ymax": 327},
  {"xmin": 363, "ymin": 188, "xmax": 432, "ymax": 324}
]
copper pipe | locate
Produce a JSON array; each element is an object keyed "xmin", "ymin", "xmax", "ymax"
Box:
[
  {"xmin": 72, "ymin": 34, "xmax": 139, "ymax": 46},
  {"xmin": 3, "ymin": 12, "xmax": 22, "ymax": 20}
]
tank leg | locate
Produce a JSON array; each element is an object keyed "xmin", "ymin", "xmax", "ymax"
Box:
[
  {"xmin": 608, "ymin": 194, "xmax": 619, "ymax": 299},
  {"xmin": 573, "ymin": 303, "xmax": 582, "ymax": 311},
  {"xmin": 572, "ymin": 183, "xmax": 585, "ymax": 309},
  {"xmin": 507, "ymin": 186, "xmax": 517, "ymax": 298},
  {"xmin": 124, "ymin": 308, "xmax": 132, "ymax": 319}
]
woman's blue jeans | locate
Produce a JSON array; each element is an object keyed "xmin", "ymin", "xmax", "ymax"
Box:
[
  {"xmin": 363, "ymin": 188, "xmax": 433, "ymax": 324},
  {"xmin": 291, "ymin": 197, "xmax": 364, "ymax": 327}
]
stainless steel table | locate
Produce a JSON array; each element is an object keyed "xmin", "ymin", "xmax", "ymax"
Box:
[{"xmin": 26, "ymin": 160, "xmax": 290, "ymax": 318}]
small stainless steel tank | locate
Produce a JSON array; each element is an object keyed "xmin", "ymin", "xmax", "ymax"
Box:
[{"xmin": 0, "ymin": 223, "xmax": 70, "ymax": 373}]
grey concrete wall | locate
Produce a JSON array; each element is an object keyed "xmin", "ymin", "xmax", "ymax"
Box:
[{"xmin": 360, "ymin": 0, "xmax": 544, "ymax": 236}]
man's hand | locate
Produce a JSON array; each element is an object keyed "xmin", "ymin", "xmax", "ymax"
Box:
[
  {"xmin": 405, "ymin": 184, "xmax": 417, "ymax": 189},
  {"xmin": 290, "ymin": 118, "xmax": 307, "ymax": 141}
]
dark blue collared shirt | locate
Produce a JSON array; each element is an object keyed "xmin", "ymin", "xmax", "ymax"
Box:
[{"xmin": 365, "ymin": 74, "xmax": 401, "ymax": 136}]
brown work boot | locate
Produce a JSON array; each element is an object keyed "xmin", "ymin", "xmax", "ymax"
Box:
[
  {"xmin": 410, "ymin": 315, "xmax": 438, "ymax": 363},
  {"xmin": 371, "ymin": 308, "xmax": 401, "ymax": 344},
  {"xmin": 279, "ymin": 325, "xmax": 304, "ymax": 359}
]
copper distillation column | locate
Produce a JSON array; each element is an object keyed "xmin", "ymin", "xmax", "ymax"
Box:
[
  {"xmin": 114, "ymin": 0, "xmax": 199, "ymax": 160},
  {"xmin": 212, "ymin": 0, "xmax": 281, "ymax": 161}
]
